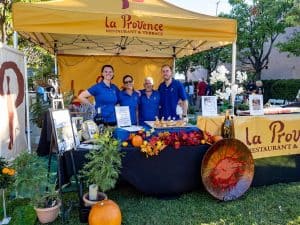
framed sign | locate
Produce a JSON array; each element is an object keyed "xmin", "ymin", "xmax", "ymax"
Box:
[
  {"xmin": 49, "ymin": 109, "xmax": 75, "ymax": 152},
  {"xmin": 115, "ymin": 106, "xmax": 131, "ymax": 128},
  {"xmin": 202, "ymin": 96, "xmax": 218, "ymax": 116},
  {"xmin": 249, "ymin": 94, "xmax": 264, "ymax": 116}
]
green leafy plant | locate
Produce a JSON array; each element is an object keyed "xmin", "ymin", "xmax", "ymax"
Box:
[
  {"xmin": 29, "ymin": 95, "xmax": 50, "ymax": 128},
  {"xmin": 80, "ymin": 128, "xmax": 124, "ymax": 192},
  {"xmin": 13, "ymin": 151, "xmax": 58, "ymax": 208}
]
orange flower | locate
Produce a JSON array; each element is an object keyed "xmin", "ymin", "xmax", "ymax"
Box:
[
  {"xmin": 2, "ymin": 167, "xmax": 15, "ymax": 176},
  {"xmin": 7, "ymin": 169, "xmax": 15, "ymax": 176},
  {"xmin": 2, "ymin": 167, "xmax": 10, "ymax": 175}
]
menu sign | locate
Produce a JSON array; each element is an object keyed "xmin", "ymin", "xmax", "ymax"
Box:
[
  {"xmin": 249, "ymin": 94, "xmax": 264, "ymax": 116},
  {"xmin": 202, "ymin": 96, "xmax": 218, "ymax": 116},
  {"xmin": 115, "ymin": 106, "xmax": 131, "ymax": 128}
]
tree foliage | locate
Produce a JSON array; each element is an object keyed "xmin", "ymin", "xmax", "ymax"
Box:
[
  {"xmin": 227, "ymin": 0, "xmax": 294, "ymax": 80},
  {"xmin": 175, "ymin": 46, "xmax": 231, "ymax": 81},
  {"xmin": 0, "ymin": 0, "xmax": 54, "ymax": 84},
  {"xmin": 276, "ymin": 0, "xmax": 300, "ymax": 56}
]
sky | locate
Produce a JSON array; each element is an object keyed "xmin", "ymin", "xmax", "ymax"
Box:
[{"xmin": 165, "ymin": 0, "xmax": 252, "ymax": 16}]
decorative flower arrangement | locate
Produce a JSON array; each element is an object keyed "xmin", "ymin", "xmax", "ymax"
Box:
[
  {"xmin": 0, "ymin": 157, "xmax": 15, "ymax": 190},
  {"xmin": 139, "ymin": 130, "xmax": 205, "ymax": 157},
  {"xmin": 210, "ymin": 65, "xmax": 248, "ymax": 112}
]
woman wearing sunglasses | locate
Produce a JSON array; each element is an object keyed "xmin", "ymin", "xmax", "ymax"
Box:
[{"xmin": 118, "ymin": 74, "xmax": 140, "ymax": 125}]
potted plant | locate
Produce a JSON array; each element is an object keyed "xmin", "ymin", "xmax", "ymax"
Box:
[
  {"xmin": 13, "ymin": 151, "xmax": 60, "ymax": 224},
  {"xmin": 80, "ymin": 127, "xmax": 124, "ymax": 206}
]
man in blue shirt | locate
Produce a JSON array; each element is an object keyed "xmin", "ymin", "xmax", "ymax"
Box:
[
  {"xmin": 139, "ymin": 77, "xmax": 160, "ymax": 125},
  {"xmin": 158, "ymin": 65, "xmax": 188, "ymax": 120},
  {"xmin": 78, "ymin": 65, "xmax": 119, "ymax": 125}
]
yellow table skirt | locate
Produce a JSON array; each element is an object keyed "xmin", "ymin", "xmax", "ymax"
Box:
[{"xmin": 197, "ymin": 114, "xmax": 300, "ymax": 159}]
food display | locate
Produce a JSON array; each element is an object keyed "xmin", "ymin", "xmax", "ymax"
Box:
[
  {"xmin": 145, "ymin": 116, "xmax": 187, "ymax": 128},
  {"xmin": 237, "ymin": 107, "xmax": 300, "ymax": 116}
]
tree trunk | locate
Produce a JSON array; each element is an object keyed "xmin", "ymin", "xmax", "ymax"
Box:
[{"xmin": 255, "ymin": 70, "xmax": 262, "ymax": 81}]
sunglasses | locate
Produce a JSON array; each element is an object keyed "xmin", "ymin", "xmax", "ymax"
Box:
[{"xmin": 124, "ymin": 80, "xmax": 133, "ymax": 84}]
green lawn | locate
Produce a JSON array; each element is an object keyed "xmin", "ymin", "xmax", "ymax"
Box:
[{"xmin": 5, "ymin": 181, "xmax": 299, "ymax": 225}]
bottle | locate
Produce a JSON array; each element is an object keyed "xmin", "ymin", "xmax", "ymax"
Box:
[
  {"xmin": 94, "ymin": 107, "xmax": 104, "ymax": 132},
  {"xmin": 221, "ymin": 110, "xmax": 234, "ymax": 138}
]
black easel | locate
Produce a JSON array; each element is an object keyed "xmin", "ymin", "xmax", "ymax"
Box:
[{"xmin": 46, "ymin": 79, "xmax": 80, "ymax": 222}]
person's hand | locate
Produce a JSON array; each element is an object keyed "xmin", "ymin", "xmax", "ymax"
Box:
[{"xmin": 135, "ymin": 90, "xmax": 141, "ymax": 96}]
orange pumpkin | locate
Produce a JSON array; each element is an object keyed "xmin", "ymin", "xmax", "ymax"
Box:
[
  {"xmin": 88, "ymin": 199, "xmax": 122, "ymax": 225},
  {"xmin": 131, "ymin": 135, "xmax": 143, "ymax": 147}
]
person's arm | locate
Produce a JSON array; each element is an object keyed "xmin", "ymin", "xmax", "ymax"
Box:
[
  {"xmin": 77, "ymin": 90, "xmax": 93, "ymax": 105},
  {"xmin": 181, "ymin": 100, "xmax": 188, "ymax": 117}
]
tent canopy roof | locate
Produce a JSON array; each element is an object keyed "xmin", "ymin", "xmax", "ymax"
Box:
[{"xmin": 12, "ymin": 0, "xmax": 237, "ymax": 58}]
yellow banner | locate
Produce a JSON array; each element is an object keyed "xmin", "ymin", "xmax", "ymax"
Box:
[
  {"xmin": 234, "ymin": 114, "xmax": 300, "ymax": 159},
  {"xmin": 197, "ymin": 114, "xmax": 300, "ymax": 159}
]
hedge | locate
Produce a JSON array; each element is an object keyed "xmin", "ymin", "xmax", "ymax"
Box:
[{"xmin": 262, "ymin": 79, "xmax": 300, "ymax": 102}]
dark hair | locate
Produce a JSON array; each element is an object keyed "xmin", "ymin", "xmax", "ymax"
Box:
[
  {"xmin": 101, "ymin": 65, "xmax": 114, "ymax": 73},
  {"xmin": 122, "ymin": 74, "xmax": 133, "ymax": 83}
]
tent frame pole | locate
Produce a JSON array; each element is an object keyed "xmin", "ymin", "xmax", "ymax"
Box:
[
  {"xmin": 54, "ymin": 42, "xmax": 58, "ymax": 75},
  {"xmin": 231, "ymin": 41, "xmax": 237, "ymax": 115},
  {"xmin": 24, "ymin": 56, "xmax": 31, "ymax": 152}
]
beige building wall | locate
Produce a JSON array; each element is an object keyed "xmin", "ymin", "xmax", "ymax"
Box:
[{"xmin": 261, "ymin": 27, "xmax": 300, "ymax": 80}]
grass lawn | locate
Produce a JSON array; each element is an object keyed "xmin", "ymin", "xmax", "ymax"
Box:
[{"xmin": 4, "ymin": 181, "xmax": 298, "ymax": 225}]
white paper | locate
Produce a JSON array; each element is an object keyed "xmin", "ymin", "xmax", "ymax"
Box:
[
  {"xmin": 202, "ymin": 96, "xmax": 218, "ymax": 116},
  {"xmin": 120, "ymin": 125, "xmax": 143, "ymax": 132},
  {"xmin": 115, "ymin": 106, "xmax": 132, "ymax": 128},
  {"xmin": 249, "ymin": 94, "xmax": 264, "ymax": 115}
]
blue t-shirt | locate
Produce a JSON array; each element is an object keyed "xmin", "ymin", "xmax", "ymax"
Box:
[
  {"xmin": 88, "ymin": 81, "xmax": 119, "ymax": 123},
  {"xmin": 139, "ymin": 89, "xmax": 160, "ymax": 125},
  {"xmin": 118, "ymin": 90, "xmax": 139, "ymax": 125},
  {"xmin": 158, "ymin": 79, "xmax": 187, "ymax": 119}
]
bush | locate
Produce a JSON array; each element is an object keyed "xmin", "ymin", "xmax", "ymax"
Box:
[{"xmin": 262, "ymin": 79, "xmax": 300, "ymax": 102}]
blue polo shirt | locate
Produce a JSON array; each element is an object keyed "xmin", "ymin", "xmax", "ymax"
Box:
[
  {"xmin": 118, "ymin": 90, "xmax": 139, "ymax": 125},
  {"xmin": 88, "ymin": 81, "xmax": 119, "ymax": 123},
  {"xmin": 158, "ymin": 79, "xmax": 187, "ymax": 119},
  {"xmin": 139, "ymin": 89, "xmax": 160, "ymax": 125}
]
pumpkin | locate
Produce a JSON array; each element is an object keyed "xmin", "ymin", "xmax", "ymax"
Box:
[
  {"xmin": 131, "ymin": 135, "xmax": 143, "ymax": 147},
  {"xmin": 88, "ymin": 199, "xmax": 122, "ymax": 225}
]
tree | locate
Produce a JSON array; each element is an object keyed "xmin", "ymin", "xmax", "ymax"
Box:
[
  {"xmin": 0, "ymin": 0, "xmax": 13, "ymax": 43},
  {"xmin": 277, "ymin": 0, "xmax": 300, "ymax": 56},
  {"xmin": 175, "ymin": 47, "xmax": 231, "ymax": 81},
  {"xmin": 227, "ymin": 0, "xmax": 294, "ymax": 80},
  {"xmin": 0, "ymin": 0, "xmax": 55, "ymax": 83}
]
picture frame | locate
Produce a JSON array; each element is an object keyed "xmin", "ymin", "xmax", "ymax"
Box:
[
  {"xmin": 202, "ymin": 96, "xmax": 218, "ymax": 116},
  {"xmin": 249, "ymin": 94, "xmax": 264, "ymax": 115},
  {"xmin": 115, "ymin": 106, "xmax": 132, "ymax": 128},
  {"xmin": 49, "ymin": 109, "xmax": 76, "ymax": 153},
  {"xmin": 72, "ymin": 116, "xmax": 83, "ymax": 131}
]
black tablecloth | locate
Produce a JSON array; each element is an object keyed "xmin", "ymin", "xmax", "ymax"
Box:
[
  {"xmin": 62, "ymin": 145, "xmax": 209, "ymax": 196},
  {"xmin": 61, "ymin": 146, "xmax": 300, "ymax": 196}
]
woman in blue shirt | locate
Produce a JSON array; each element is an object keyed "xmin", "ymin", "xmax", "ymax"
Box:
[
  {"xmin": 118, "ymin": 75, "xmax": 140, "ymax": 125},
  {"xmin": 139, "ymin": 77, "xmax": 160, "ymax": 125},
  {"xmin": 78, "ymin": 65, "xmax": 119, "ymax": 125}
]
